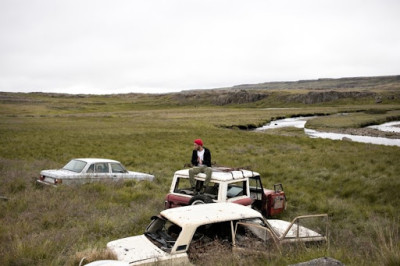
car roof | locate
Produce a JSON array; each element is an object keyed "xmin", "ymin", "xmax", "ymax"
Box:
[
  {"xmin": 72, "ymin": 158, "xmax": 120, "ymax": 164},
  {"xmin": 174, "ymin": 167, "xmax": 259, "ymax": 182},
  {"xmin": 160, "ymin": 202, "xmax": 262, "ymax": 227}
]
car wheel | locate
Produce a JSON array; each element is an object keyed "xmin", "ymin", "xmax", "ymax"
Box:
[{"xmin": 188, "ymin": 195, "xmax": 213, "ymax": 205}]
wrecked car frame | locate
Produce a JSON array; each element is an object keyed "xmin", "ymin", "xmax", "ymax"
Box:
[
  {"xmin": 165, "ymin": 167, "xmax": 286, "ymax": 217},
  {"xmin": 95, "ymin": 203, "xmax": 327, "ymax": 265}
]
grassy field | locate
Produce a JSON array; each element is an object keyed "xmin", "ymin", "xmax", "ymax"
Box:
[{"xmin": 0, "ymin": 91, "xmax": 400, "ymax": 265}]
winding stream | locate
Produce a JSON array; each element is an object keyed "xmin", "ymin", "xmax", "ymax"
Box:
[{"xmin": 255, "ymin": 118, "xmax": 400, "ymax": 147}]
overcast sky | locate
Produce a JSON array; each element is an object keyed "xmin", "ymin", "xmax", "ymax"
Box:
[{"xmin": 1, "ymin": 0, "xmax": 399, "ymax": 94}]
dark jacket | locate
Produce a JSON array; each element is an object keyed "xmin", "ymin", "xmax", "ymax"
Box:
[{"xmin": 191, "ymin": 147, "xmax": 211, "ymax": 167}]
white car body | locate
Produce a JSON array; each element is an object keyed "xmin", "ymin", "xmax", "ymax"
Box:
[
  {"xmin": 102, "ymin": 203, "xmax": 327, "ymax": 265},
  {"xmin": 37, "ymin": 158, "xmax": 154, "ymax": 186}
]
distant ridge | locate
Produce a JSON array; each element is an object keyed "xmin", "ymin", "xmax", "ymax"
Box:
[
  {"xmin": 172, "ymin": 75, "xmax": 400, "ymax": 105},
  {"xmin": 229, "ymin": 75, "xmax": 400, "ymax": 91},
  {"xmin": 1, "ymin": 75, "xmax": 399, "ymax": 106}
]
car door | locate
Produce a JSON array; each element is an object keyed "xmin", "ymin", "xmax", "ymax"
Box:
[
  {"xmin": 110, "ymin": 162, "xmax": 128, "ymax": 180},
  {"xmin": 93, "ymin": 162, "xmax": 111, "ymax": 181}
]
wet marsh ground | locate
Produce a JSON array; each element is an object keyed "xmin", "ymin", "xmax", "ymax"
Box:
[{"xmin": 0, "ymin": 92, "xmax": 400, "ymax": 265}]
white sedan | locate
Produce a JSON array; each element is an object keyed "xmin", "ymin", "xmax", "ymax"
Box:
[{"xmin": 37, "ymin": 158, "xmax": 154, "ymax": 186}]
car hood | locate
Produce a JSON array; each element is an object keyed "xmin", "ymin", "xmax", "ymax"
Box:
[
  {"xmin": 40, "ymin": 169, "xmax": 80, "ymax": 178},
  {"xmin": 107, "ymin": 235, "xmax": 168, "ymax": 264},
  {"xmin": 126, "ymin": 171, "xmax": 154, "ymax": 181}
]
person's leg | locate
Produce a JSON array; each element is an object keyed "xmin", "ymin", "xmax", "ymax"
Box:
[
  {"xmin": 197, "ymin": 166, "xmax": 212, "ymax": 194},
  {"xmin": 203, "ymin": 167, "xmax": 212, "ymax": 187},
  {"xmin": 189, "ymin": 167, "xmax": 201, "ymax": 189}
]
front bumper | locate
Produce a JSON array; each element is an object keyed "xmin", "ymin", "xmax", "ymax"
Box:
[{"xmin": 36, "ymin": 180, "xmax": 57, "ymax": 187}]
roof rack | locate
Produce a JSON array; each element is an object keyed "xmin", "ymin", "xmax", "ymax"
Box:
[
  {"xmin": 211, "ymin": 165, "xmax": 252, "ymax": 172},
  {"xmin": 211, "ymin": 166, "xmax": 256, "ymax": 179}
]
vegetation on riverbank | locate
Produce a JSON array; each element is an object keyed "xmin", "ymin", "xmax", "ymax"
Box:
[{"xmin": 1, "ymin": 83, "xmax": 400, "ymax": 265}]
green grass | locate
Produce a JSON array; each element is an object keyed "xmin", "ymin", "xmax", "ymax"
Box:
[{"xmin": 0, "ymin": 92, "xmax": 400, "ymax": 265}]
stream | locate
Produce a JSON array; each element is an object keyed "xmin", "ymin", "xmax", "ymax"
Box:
[{"xmin": 255, "ymin": 117, "xmax": 400, "ymax": 147}]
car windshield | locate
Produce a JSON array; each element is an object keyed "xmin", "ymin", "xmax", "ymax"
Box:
[
  {"xmin": 144, "ymin": 216, "xmax": 181, "ymax": 252},
  {"xmin": 62, "ymin": 160, "xmax": 87, "ymax": 173}
]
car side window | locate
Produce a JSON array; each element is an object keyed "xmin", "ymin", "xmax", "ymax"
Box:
[
  {"xmin": 95, "ymin": 163, "xmax": 109, "ymax": 173},
  {"xmin": 227, "ymin": 181, "xmax": 247, "ymax": 198},
  {"xmin": 111, "ymin": 163, "xmax": 126, "ymax": 173},
  {"xmin": 87, "ymin": 164, "xmax": 95, "ymax": 173},
  {"xmin": 174, "ymin": 177, "xmax": 192, "ymax": 193}
]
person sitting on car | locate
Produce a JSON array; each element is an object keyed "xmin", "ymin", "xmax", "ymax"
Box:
[{"xmin": 189, "ymin": 138, "xmax": 212, "ymax": 194}]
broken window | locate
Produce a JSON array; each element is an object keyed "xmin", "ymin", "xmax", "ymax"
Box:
[
  {"xmin": 188, "ymin": 221, "xmax": 233, "ymax": 260},
  {"xmin": 145, "ymin": 216, "xmax": 182, "ymax": 253},
  {"xmin": 188, "ymin": 218, "xmax": 272, "ymax": 260},
  {"xmin": 173, "ymin": 177, "xmax": 192, "ymax": 193},
  {"xmin": 174, "ymin": 177, "xmax": 219, "ymax": 199},
  {"xmin": 249, "ymin": 176, "xmax": 263, "ymax": 201},
  {"xmin": 234, "ymin": 221, "xmax": 275, "ymax": 250}
]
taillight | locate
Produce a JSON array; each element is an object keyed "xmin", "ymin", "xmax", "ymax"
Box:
[
  {"xmin": 39, "ymin": 175, "xmax": 45, "ymax": 181},
  {"xmin": 54, "ymin": 179, "xmax": 62, "ymax": 184}
]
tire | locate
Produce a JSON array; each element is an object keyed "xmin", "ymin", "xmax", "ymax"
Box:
[{"xmin": 188, "ymin": 195, "xmax": 213, "ymax": 205}]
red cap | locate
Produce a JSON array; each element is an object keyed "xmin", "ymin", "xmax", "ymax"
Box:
[{"xmin": 194, "ymin": 139, "xmax": 203, "ymax": 146}]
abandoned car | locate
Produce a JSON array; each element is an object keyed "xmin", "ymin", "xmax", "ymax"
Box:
[
  {"xmin": 92, "ymin": 203, "xmax": 327, "ymax": 265},
  {"xmin": 165, "ymin": 167, "xmax": 286, "ymax": 217},
  {"xmin": 37, "ymin": 158, "xmax": 154, "ymax": 186}
]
